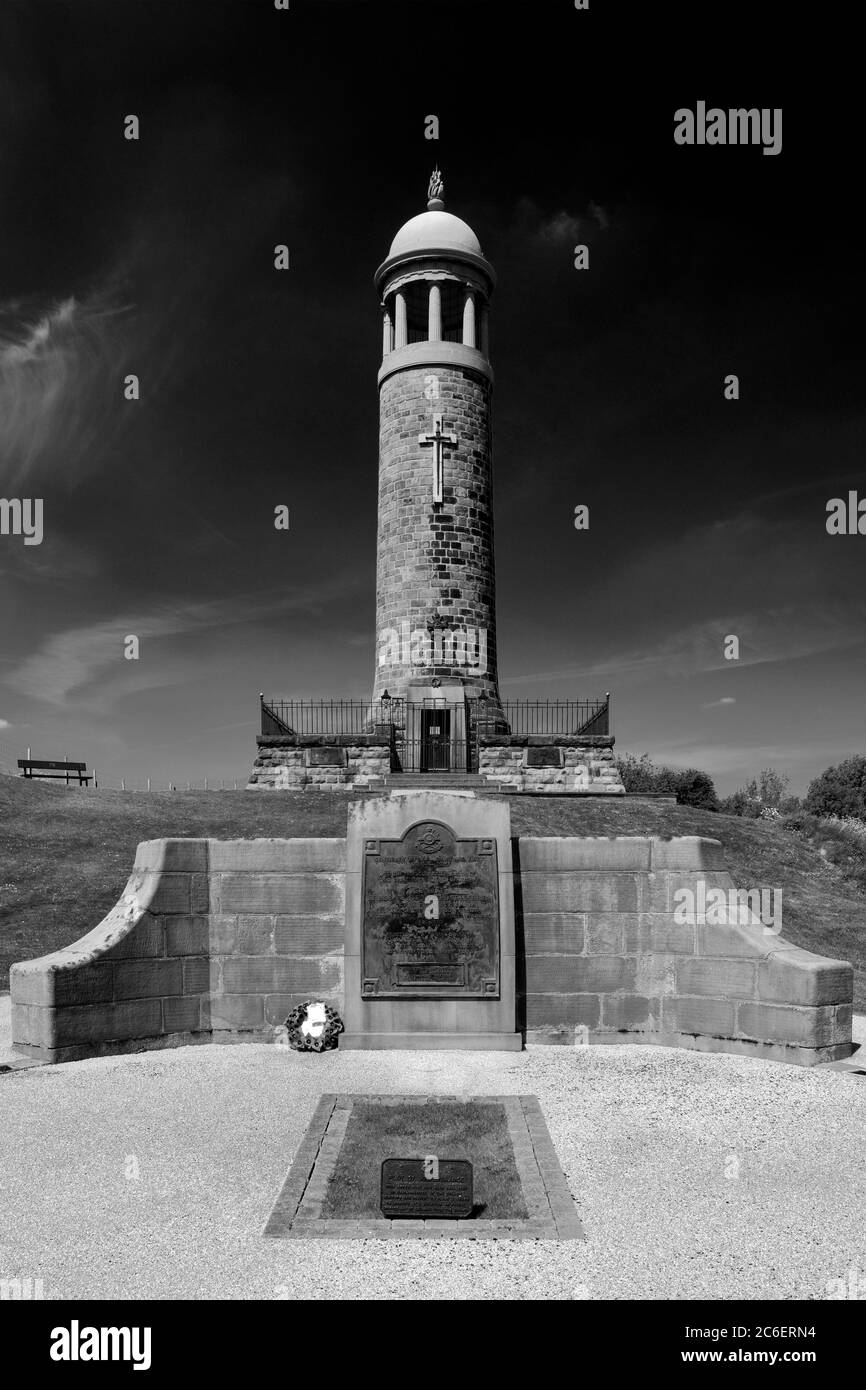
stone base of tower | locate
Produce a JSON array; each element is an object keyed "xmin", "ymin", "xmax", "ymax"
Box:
[
  {"xmin": 478, "ymin": 735, "xmax": 626, "ymax": 795},
  {"xmin": 247, "ymin": 735, "xmax": 391, "ymax": 791}
]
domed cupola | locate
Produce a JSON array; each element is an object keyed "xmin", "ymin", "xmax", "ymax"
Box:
[{"xmin": 375, "ymin": 169, "xmax": 496, "ymax": 385}]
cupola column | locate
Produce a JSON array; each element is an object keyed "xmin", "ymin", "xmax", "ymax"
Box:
[
  {"xmin": 428, "ymin": 283, "xmax": 442, "ymax": 341},
  {"xmin": 394, "ymin": 291, "xmax": 407, "ymax": 349},
  {"xmin": 382, "ymin": 305, "xmax": 393, "ymax": 357},
  {"xmin": 462, "ymin": 290, "xmax": 476, "ymax": 348}
]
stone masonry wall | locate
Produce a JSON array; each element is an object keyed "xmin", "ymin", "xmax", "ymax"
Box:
[
  {"xmin": 519, "ymin": 836, "xmax": 853, "ymax": 1064},
  {"xmin": 374, "ymin": 364, "xmax": 501, "ymax": 703},
  {"xmin": 11, "ymin": 838, "xmax": 346, "ymax": 1063},
  {"xmin": 248, "ymin": 736, "xmax": 390, "ymax": 790},
  {"xmin": 10, "ymin": 832, "xmax": 853, "ymax": 1066},
  {"xmin": 480, "ymin": 735, "xmax": 625, "ymax": 794}
]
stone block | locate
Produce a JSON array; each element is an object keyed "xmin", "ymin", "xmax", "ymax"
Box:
[
  {"xmin": 222, "ymin": 956, "xmax": 342, "ymax": 995},
  {"xmin": 642, "ymin": 870, "xmax": 733, "ymax": 913},
  {"xmin": 273, "ymin": 916, "xmax": 345, "ymax": 953},
  {"xmin": 103, "ymin": 913, "xmax": 165, "ymax": 959},
  {"xmin": 51, "ymin": 999, "xmax": 163, "ymax": 1046},
  {"xmin": 521, "ymin": 873, "xmax": 639, "ymax": 914},
  {"xmin": 145, "ymin": 873, "xmax": 191, "ymax": 915},
  {"xmin": 522, "ymin": 913, "xmax": 585, "ymax": 954},
  {"xmin": 209, "ymin": 995, "xmax": 265, "ymax": 1030},
  {"xmin": 600, "ymin": 993, "xmax": 661, "ymax": 1031},
  {"xmin": 635, "ymin": 953, "xmax": 679, "ymax": 996},
  {"xmin": 585, "ymin": 913, "xmax": 628, "ymax": 954},
  {"xmin": 737, "ymin": 1001, "xmax": 846, "ymax": 1047},
  {"xmin": 695, "ymin": 921, "xmax": 772, "ymax": 958},
  {"xmin": 209, "ymin": 915, "xmax": 238, "ymax": 953},
  {"xmin": 676, "ymin": 958, "xmax": 757, "ymax": 999},
  {"xmin": 217, "ymin": 873, "xmax": 343, "ymax": 916},
  {"xmin": 114, "ymin": 959, "xmax": 183, "ymax": 1000},
  {"xmin": 165, "ymin": 916, "xmax": 210, "ymax": 957},
  {"xmin": 662, "ymin": 997, "xmax": 736, "ymax": 1037},
  {"xmin": 523, "ymin": 993, "xmax": 601, "ymax": 1029},
  {"xmin": 526, "ymin": 955, "xmax": 634, "ymax": 993},
  {"xmin": 10, "ymin": 961, "xmax": 114, "ymax": 1008},
  {"xmin": 134, "ymin": 839, "xmax": 209, "ymax": 873},
  {"xmin": 237, "ymin": 915, "xmax": 275, "ymax": 955},
  {"xmin": 190, "ymin": 874, "xmax": 210, "ymax": 914},
  {"xmin": 756, "ymin": 951, "xmax": 853, "ymax": 1006},
  {"xmin": 623, "ymin": 915, "xmax": 695, "ymax": 955},
  {"xmin": 182, "ymin": 957, "xmax": 211, "ymax": 995},
  {"xmin": 518, "ymin": 838, "xmax": 652, "ymax": 871},
  {"xmin": 163, "ymin": 996, "xmax": 203, "ymax": 1033}
]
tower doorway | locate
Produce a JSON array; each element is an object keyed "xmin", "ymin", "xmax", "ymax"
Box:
[{"xmin": 420, "ymin": 708, "xmax": 451, "ymax": 771}]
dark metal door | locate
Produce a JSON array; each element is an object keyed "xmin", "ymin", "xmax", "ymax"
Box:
[{"xmin": 420, "ymin": 709, "xmax": 450, "ymax": 771}]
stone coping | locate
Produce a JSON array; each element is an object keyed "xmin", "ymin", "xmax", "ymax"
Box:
[
  {"xmin": 256, "ymin": 734, "xmax": 391, "ymax": 748},
  {"xmin": 479, "ymin": 734, "xmax": 614, "ymax": 747},
  {"xmin": 263, "ymin": 1093, "xmax": 584, "ymax": 1241}
]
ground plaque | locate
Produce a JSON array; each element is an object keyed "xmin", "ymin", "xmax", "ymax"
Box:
[{"xmin": 380, "ymin": 1157, "xmax": 473, "ymax": 1219}]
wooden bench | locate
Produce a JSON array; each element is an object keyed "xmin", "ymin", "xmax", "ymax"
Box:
[{"xmin": 18, "ymin": 759, "xmax": 94, "ymax": 786}]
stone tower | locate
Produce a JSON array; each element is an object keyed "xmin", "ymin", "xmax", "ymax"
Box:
[{"xmin": 373, "ymin": 171, "xmax": 503, "ymax": 731}]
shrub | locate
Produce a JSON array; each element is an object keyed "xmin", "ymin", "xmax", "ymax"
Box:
[
  {"xmin": 614, "ymin": 752, "xmax": 718, "ymax": 809},
  {"xmin": 672, "ymin": 768, "xmax": 719, "ymax": 810},
  {"xmin": 721, "ymin": 767, "xmax": 791, "ymax": 818},
  {"xmin": 805, "ymin": 755, "xmax": 866, "ymax": 819}
]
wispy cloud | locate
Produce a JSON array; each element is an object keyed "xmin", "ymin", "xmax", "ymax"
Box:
[
  {"xmin": 5, "ymin": 576, "xmax": 359, "ymax": 707},
  {"xmin": 511, "ymin": 197, "xmax": 611, "ymax": 246},
  {"xmin": 0, "ymin": 290, "xmax": 131, "ymax": 490},
  {"xmin": 703, "ymin": 697, "xmax": 736, "ymax": 708},
  {"xmin": 502, "ymin": 600, "xmax": 866, "ymax": 690}
]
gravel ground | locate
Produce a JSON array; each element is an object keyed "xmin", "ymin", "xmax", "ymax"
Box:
[{"xmin": 0, "ymin": 999, "xmax": 864, "ymax": 1301}]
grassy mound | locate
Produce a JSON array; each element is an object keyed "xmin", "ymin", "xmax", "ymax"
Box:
[{"xmin": 1, "ymin": 776, "xmax": 863, "ymax": 1007}]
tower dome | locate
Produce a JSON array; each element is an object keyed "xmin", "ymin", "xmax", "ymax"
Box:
[{"xmin": 388, "ymin": 209, "xmax": 482, "ymax": 260}]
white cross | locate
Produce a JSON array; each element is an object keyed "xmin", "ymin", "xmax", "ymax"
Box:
[{"xmin": 418, "ymin": 412, "xmax": 457, "ymax": 504}]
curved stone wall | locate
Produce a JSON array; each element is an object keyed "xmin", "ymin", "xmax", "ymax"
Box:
[{"xmin": 10, "ymin": 833, "xmax": 854, "ymax": 1067}]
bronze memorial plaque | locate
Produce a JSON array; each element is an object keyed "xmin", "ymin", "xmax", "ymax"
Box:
[
  {"xmin": 380, "ymin": 1158, "xmax": 474, "ymax": 1219},
  {"xmin": 361, "ymin": 820, "xmax": 500, "ymax": 999}
]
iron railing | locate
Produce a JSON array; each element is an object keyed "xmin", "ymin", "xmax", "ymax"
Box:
[
  {"xmin": 496, "ymin": 698, "xmax": 609, "ymax": 736},
  {"xmin": 260, "ymin": 694, "xmax": 610, "ymax": 739},
  {"xmin": 260, "ymin": 699, "xmax": 396, "ymax": 736}
]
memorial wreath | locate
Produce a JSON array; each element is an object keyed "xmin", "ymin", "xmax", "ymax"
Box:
[{"xmin": 284, "ymin": 1000, "xmax": 344, "ymax": 1052}]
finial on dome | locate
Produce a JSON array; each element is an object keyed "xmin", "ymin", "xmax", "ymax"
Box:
[{"xmin": 427, "ymin": 166, "xmax": 445, "ymax": 211}]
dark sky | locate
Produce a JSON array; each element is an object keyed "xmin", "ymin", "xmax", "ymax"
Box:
[{"xmin": 0, "ymin": 0, "xmax": 863, "ymax": 793}]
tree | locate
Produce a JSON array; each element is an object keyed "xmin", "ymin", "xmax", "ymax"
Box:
[
  {"xmin": 673, "ymin": 769, "xmax": 719, "ymax": 810},
  {"xmin": 805, "ymin": 755, "xmax": 866, "ymax": 819}
]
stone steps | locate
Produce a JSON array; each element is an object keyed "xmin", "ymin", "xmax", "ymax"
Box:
[{"xmin": 383, "ymin": 773, "xmax": 490, "ymax": 790}]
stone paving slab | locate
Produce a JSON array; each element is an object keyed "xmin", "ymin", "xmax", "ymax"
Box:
[{"xmin": 264, "ymin": 1092, "xmax": 585, "ymax": 1241}]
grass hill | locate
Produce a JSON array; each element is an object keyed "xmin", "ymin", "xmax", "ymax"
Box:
[{"xmin": 1, "ymin": 776, "xmax": 863, "ymax": 1007}]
